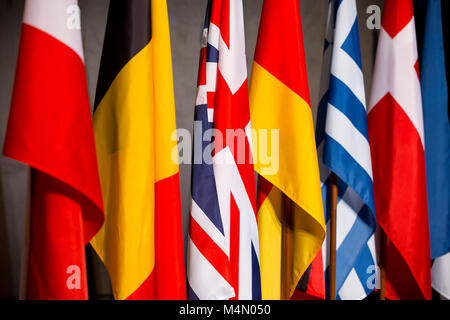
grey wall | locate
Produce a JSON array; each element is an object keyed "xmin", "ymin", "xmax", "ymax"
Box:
[{"xmin": 0, "ymin": 0, "xmax": 382, "ymax": 298}]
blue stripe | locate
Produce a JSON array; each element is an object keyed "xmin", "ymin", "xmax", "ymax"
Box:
[
  {"xmin": 323, "ymin": 136, "xmax": 376, "ymax": 214},
  {"xmin": 203, "ymin": 0, "xmax": 212, "ymax": 29},
  {"xmin": 191, "ymin": 104, "xmax": 224, "ymax": 234},
  {"xmin": 352, "ymin": 244, "xmax": 376, "ymax": 295},
  {"xmin": 340, "ymin": 19, "xmax": 362, "ymax": 68},
  {"xmin": 206, "ymin": 44, "xmax": 219, "ymax": 63},
  {"xmin": 421, "ymin": 0, "xmax": 450, "ymax": 258},
  {"xmin": 187, "ymin": 281, "xmax": 200, "ymax": 300},
  {"xmin": 251, "ymin": 243, "xmax": 262, "ymax": 300},
  {"xmin": 335, "ymin": 205, "xmax": 376, "ymax": 290},
  {"xmin": 328, "ymin": 75, "xmax": 369, "ymax": 139}
]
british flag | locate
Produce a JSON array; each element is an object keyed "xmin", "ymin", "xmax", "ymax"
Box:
[{"xmin": 187, "ymin": 0, "xmax": 261, "ymax": 300}]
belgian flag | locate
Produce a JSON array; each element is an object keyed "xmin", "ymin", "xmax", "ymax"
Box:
[{"xmin": 91, "ymin": 0, "xmax": 186, "ymax": 300}]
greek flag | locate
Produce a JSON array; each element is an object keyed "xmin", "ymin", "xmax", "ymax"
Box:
[{"xmin": 316, "ymin": 0, "xmax": 378, "ymax": 300}]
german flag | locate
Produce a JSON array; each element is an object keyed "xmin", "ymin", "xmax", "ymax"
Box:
[
  {"xmin": 249, "ymin": 0, "xmax": 326, "ymax": 300},
  {"xmin": 90, "ymin": 0, "xmax": 186, "ymax": 300}
]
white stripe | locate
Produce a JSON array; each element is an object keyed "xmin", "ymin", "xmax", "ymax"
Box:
[
  {"xmin": 187, "ymin": 238, "xmax": 235, "ymax": 300},
  {"xmin": 333, "ymin": 0, "xmax": 357, "ymax": 48},
  {"xmin": 432, "ymin": 252, "xmax": 450, "ymax": 299},
  {"xmin": 336, "ymin": 190, "xmax": 362, "ymax": 249},
  {"xmin": 217, "ymin": 0, "xmax": 247, "ymax": 94},
  {"xmin": 23, "ymin": 0, "xmax": 84, "ymax": 62},
  {"xmin": 331, "ymin": 49, "xmax": 366, "ymax": 107},
  {"xmin": 245, "ymin": 121, "xmax": 253, "ymax": 157},
  {"xmin": 214, "ymin": 147, "xmax": 259, "ymax": 299},
  {"xmin": 207, "ymin": 108, "xmax": 214, "ymax": 122},
  {"xmin": 338, "ymin": 268, "xmax": 367, "ymax": 300},
  {"xmin": 206, "ymin": 62, "xmax": 218, "ymax": 92},
  {"xmin": 207, "ymin": 22, "xmax": 220, "ymax": 50},
  {"xmin": 196, "ymin": 85, "xmax": 207, "ymax": 106},
  {"xmin": 325, "ymin": 104, "xmax": 373, "ymax": 179}
]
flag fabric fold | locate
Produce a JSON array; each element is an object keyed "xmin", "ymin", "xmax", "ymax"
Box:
[
  {"xmin": 419, "ymin": 0, "xmax": 450, "ymax": 300},
  {"xmin": 250, "ymin": 0, "xmax": 326, "ymax": 300},
  {"xmin": 187, "ymin": 0, "xmax": 261, "ymax": 300},
  {"xmin": 368, "ymin": 0, "xmax": 432, "ymax": 300},
  {"xmin": 3, "ymin": 0, "xmax": 104, "ymax": 299},
  {"xmin": 90, "ymin": 0, "xmax": 186, "ymax": 300},
  {"xmin": 315, "ymin": 0, "xmax": 378, "ymax": 300}
]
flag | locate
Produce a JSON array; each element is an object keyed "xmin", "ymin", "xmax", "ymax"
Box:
[
  {"xmin": 419, "ymin": 0, "xmax": 450, "ymax": 300},
  {"xmin": 315, "ymin": 0, "xmax": 378, "ymax": 300},
  {"xmin": 250, "ymin": 0, "xmax": 326, "ymax": 300},
  {"xmin": 187, "ymin": 0, "xmax": 261, "ymax": 300},
  {"xmin": 368, "ymin": 0, "xmax": 431, "ymax": 299},
  {"xmin": 90, "ymin": 0, "xmax": 186, "ymax": 300},
  {"xmin": 2, "ymin": 0, "xmax": 103, "ymax": 299}
]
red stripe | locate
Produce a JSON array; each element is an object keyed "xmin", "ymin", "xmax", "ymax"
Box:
[
  {"xmin": 125, "ymin": 173, "xmax": 186, "ymax": 300},
  {"xmin": 125, "ymin": 270, "xmax": 156, "ymax": 300},
  {"xmin": 229, "ymin": 193, "xmax": 240, "ymax": 300},
  {"xmin": 214, "ymin": 71, "xmax": 257, "ymax": 216},
  {"xmin": 3, "ymin": 24, "xmax": 104, "ymax": 241},
  {"xmin": 253, "ymin": 0, "xmax": 311, "ymax": 103},
  {"xmin": 189, "ymin": 216, "xmax": 233, "ymax": 286},
  {"xmin": 154, "ymin": 173, "xmax": 186, "ymax": 299},
  {"xmin": 219, "ymin": 0, "xmax": 230, "ymax": 49},
  {"xmin": 3, "ymin": 24, "xmax": 103, "ymax": 299},
  {"xmin": 368, "ymin": 93, "xmax": 431, "ymax": 300},
  {"xmin": 382, "ymin": 0, "xmax": 414, "ymax": 38},
  {"xmin": 26, "ymin": 171, "xmax": 89, "ymax": 299},
  {"xmin": 197, "ymin": 47, "xmax": 207, "ymax": 87},
  {"xmin": 305, "ymin": 249, "xmax": 325, "ymax": 299}
]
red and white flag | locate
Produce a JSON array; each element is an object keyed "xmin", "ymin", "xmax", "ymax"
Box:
[
  {"xmin": 3, "ymin": 0, "xmax": 104, "ymax": 299},
  {"xmin": 368, "ymin": 0, "xmax": 431, "ymax": 300},
  {"xmin": 187, "ymin": 0, "xmax": 260, "ymax": 300}
]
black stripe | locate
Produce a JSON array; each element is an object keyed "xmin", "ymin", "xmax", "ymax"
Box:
[
  {"xmin": 296, "ymin": 263, "xmax": 312, "ymax": 292},
  {"xmin": 94, "ymin": 0, "xmax": 152, "ymax": 110}
]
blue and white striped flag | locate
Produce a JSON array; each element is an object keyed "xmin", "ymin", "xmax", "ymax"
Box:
[{"xmin": 315, "ymin": 0, "xmax": 378, "ymax": 300}]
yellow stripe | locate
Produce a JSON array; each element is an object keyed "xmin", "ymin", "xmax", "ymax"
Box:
[
  {"xmin": 152, "ymin": 0, "xmax": 179, "ymax": 180},
  {"xmin": 257, "ymin": 186, "xmax": 283, "ymax": 299},
  {"xmin": 91, "ymin": 1, "xmax": 178, "ymax": 300},
  {"xmin": 250, "ymin": 62, "xmax": 325, "ymax": 299}
]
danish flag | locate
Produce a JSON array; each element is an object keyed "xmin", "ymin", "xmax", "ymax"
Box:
[
  {"xmin": 368, "ymin": 0, "xmax": 431, "ymax": 300},
  {"xmin": 187, "ymin": 0, "xmax": 261, "ymax": 300}
]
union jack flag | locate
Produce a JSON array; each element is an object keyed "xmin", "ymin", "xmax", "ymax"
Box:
[{"xmin": 187, "ymin": 0, "xmax": 261, "ymax": 300}]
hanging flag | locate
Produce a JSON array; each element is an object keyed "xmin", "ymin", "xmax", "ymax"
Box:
[
  {"xmin": 187, "ymin": 0, "xmax": 261, "ymax": 300},
  {"xmin": 2, "ymin": 0, "xmax": 104, "ymax": 299},
  {"xmin": 90, "ymin": 0, "xmax": 186, "ymax": 300},
  {"xmin": 315, "ymin": 0, "xmax": 378, "ymax": 300},
  {"xmin": 368, "ymin": 0, "xmax": 431, "ymax": 300},
  {"xmin": 419, "ymin": 0, "xmax": 450, "ymax": 300},
  {"xmin": 250, "ymin": 0, "xmax": 326, "ymax": 300}
]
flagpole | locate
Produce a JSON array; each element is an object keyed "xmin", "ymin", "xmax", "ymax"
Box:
[
  {"xmin": 329, "ymin": 172, "xmax": 338, "ymax": 300},
  {"xmin": 379, "ymin": 229, "xmax": 386, "ymax": 300},
  {"xmin": 282, "ymin": 195, "xmax": 293, "ymax": 300},
  {"xmin": 19, "ymin": 167, "xmax": 32, "ymax": 300}
]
